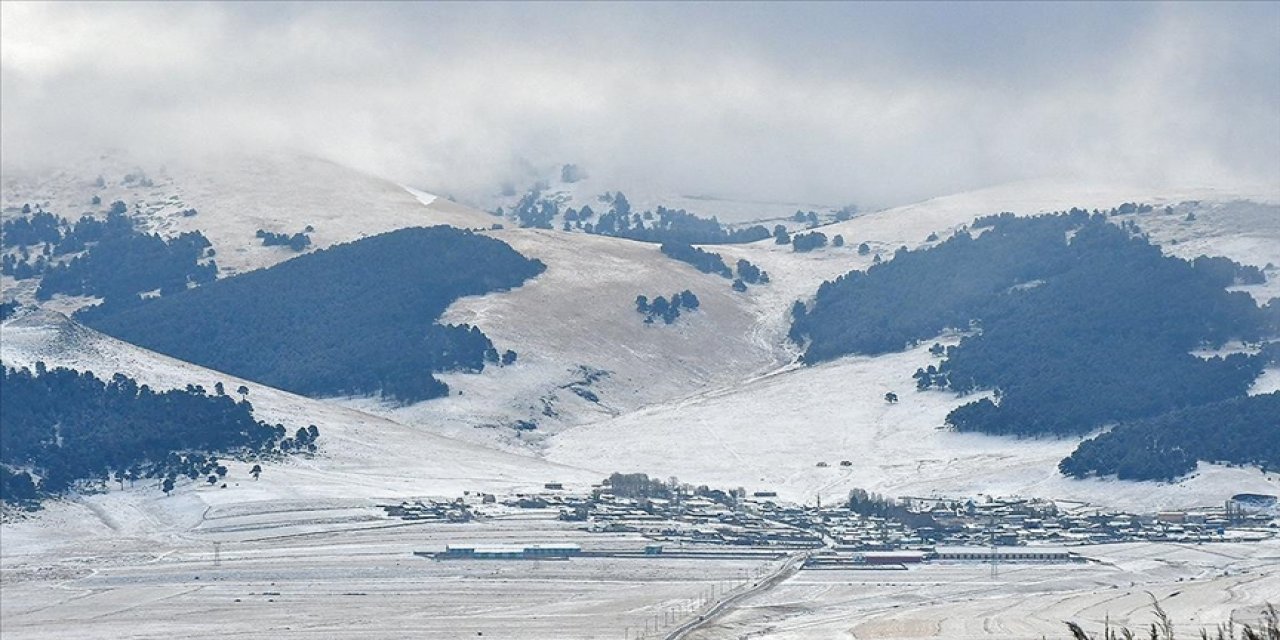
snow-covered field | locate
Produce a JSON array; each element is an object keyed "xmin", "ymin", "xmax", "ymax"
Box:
[
  {"xmin": 4, "ymin": 499, "xmax": 1275, "ymax": 640},
  {"xmin": 1, "ymin": 510, "xmax": 772, "ymax": 640},
  {"xmin": 688, "ymin": 541, "xmax": 1280, "ymax": 640}
]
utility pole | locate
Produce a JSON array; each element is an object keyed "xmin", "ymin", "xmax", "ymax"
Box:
[{"xmin": 988, "ymin": 514, "xmax": 998, "ymax": 579}]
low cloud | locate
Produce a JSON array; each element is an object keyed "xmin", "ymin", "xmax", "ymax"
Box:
[{"xmin": 3, "ymin": 2, "xmax": 1277, "ymax": 208}]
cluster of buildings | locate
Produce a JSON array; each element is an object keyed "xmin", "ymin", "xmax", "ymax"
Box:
[
  {"xmin": 892, "ymin": 494, "xmax": 1277, "ymax": 547},
  {"xmin": 551, "ymin": 485, "xmax": 1274, "ymax": 550},
  {"xmin": 390, "ymin": 480, "xmax": 1277, "ymax": 567},
  {"xmin": 382, "ymin": 498, "xmax": 475, "ymax": 523},
  {"xmin": 536, "ymin": 489, "xmax": 825, "ymax": 548}
]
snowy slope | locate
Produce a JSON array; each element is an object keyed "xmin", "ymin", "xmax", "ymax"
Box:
[
  {"xmin": 0, "ymin": 310, "xmax": 599, "ymax": 508},
  {"xmin": 331, "ymin": 177, "xmax": 1278, "ymax": 510},
  {"xmin": 536, "ymin": 180, "xmax": 1280, "ymax": 511},
  {"xmin": 815, "ymin": 177, "xmax": 1279, "ymax": 249},
  {"xmin": 1112, "ymin": 199, "xmax": 1280, "ymax": 303},
  {"xmin": 0, "ymin": 151, "xmax": 491, "ymax": 280},
  {"xmin": 703, "ymin": 180, "xmax": 1280, "ymax": 402},
  {"xmin": 546, "ymin": 341, "xmax": 1280, "ymax": 512},
  {"xmin": 338, "ymin": 227, "xmax": 795, "ymax": 451}
]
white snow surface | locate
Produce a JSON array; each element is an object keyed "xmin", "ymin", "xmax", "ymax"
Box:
[
  {"xmin": 688, "ymin": 541, "xmax": 1280, "ymax": 639},
  {"xmin": 402, "ymin": 184, "xmax": 438, "ymax": 206}
]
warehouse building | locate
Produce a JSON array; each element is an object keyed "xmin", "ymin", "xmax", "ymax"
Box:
[
  {"xmin": 437, "ymin": 544, "xmax": 582, "ymax": 560},
  {"xmin": 932, "ymin": 546, "xmax": 1074, "ymax": 562}
]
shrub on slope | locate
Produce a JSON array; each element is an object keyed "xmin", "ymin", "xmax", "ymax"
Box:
[{"xmin": 659, "ymin": 241, "xmax": 733, "ymax": 278}]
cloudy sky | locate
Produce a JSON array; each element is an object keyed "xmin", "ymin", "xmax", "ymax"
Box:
[{"xmin": 2, "ymin": 1, "xmax": 1277, "ymax": 208}]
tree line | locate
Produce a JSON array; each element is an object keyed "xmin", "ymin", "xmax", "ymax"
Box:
[
  {"xmin": 500, "ymin": 187, "xmax": 774, "ymax": 244},
  {"xmin": 660, "ymin": 241, "xmax": 768, "ymax": 292}
]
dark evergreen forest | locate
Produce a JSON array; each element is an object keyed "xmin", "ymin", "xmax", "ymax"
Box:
[
  {"xmin": 589, "ymin": 204, "xmax": 772, "ymax": 244},
  {"xmin": 0, "ymin": 365, "xmax": 311, "ymax": 502},
  {"xmin": 789, "ymin": 212, "xmax": 1276, "ymax": 479},
  {"xmin": 81, "ymin": 226, "xmax": 543, "ymax": 403},
  {"xmin": 2, "ymin": 206, "xmax": 217, "ymax": 306},
  {"xmin": 1060, "ymin": 392, "xmax": 1280, "ymax": 481},
  {"xmin": 506, "ymin": 187, "xmax": 772, "ymax": 244}
]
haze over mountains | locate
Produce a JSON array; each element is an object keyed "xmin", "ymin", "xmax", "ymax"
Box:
[
  {"xmin": 2, "ymin": 3, "xmax": 1278, "ymax": 638},
  {"xmin": 5, "ymin": 3, "xmax": 1279, "ymax": 208}
]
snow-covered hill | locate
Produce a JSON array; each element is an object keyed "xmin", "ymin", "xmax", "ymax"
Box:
[
  {"xmin": 337, "ymin": 175, "xmax": 1280, "ymax": 510},
  {"xmin": 0, "ymin": 310, "xmax": 598, "ymax": 508},
  {"xmin": 3, "ymin": 155, "xmax": 1277, "ymax": 516},
  {"xmin": 531, "ymin": 180, "xmax": 1280, "ymax": 510},
  {"xmin": 339, "ymin": 227, "xmax": 796, "ymax": 450},
  {"xmin": 0, "ymin": 151, "xmax": 491, "ymax": 281}
]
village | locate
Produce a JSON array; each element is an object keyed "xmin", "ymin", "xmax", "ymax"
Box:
[{"xmin": 384, "ymin": 474, "xmax": 1280, "ymax": 568}]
